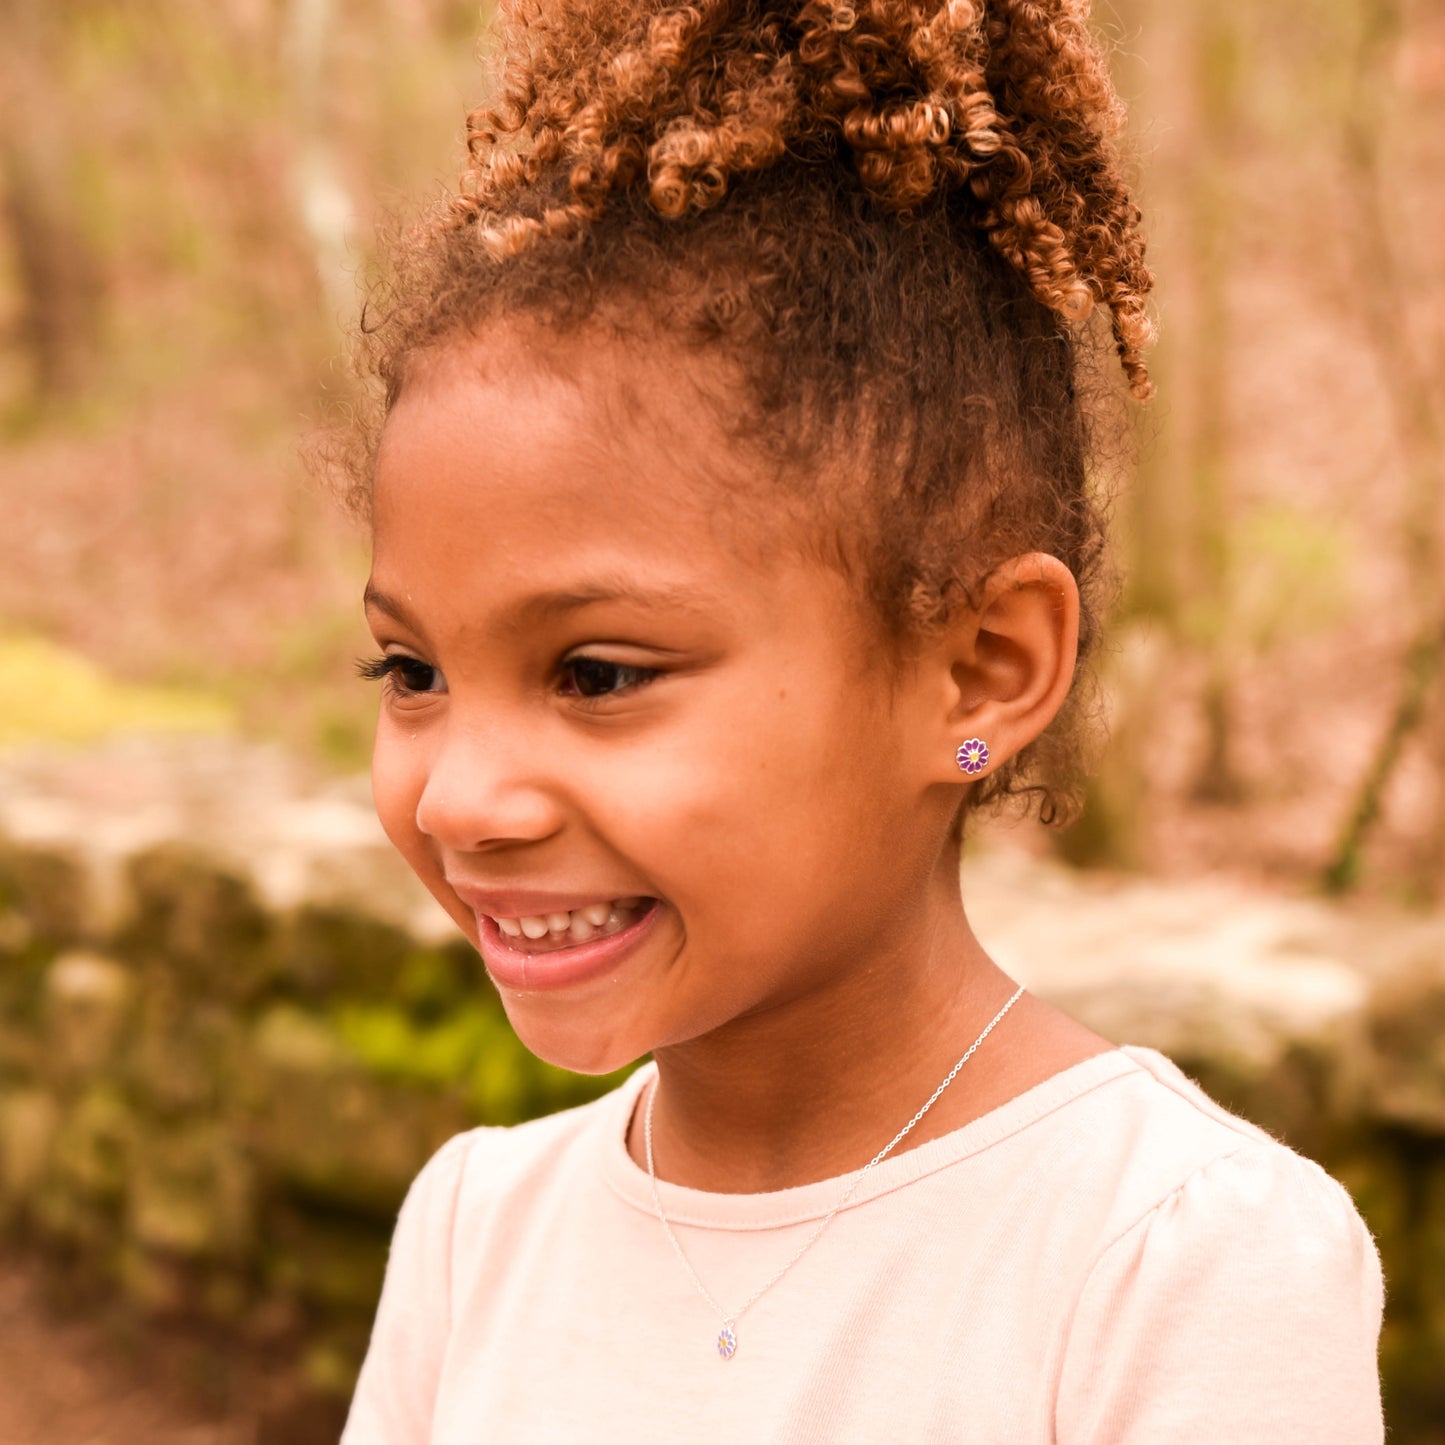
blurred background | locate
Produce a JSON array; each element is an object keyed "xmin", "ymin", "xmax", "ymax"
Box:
[{"xmin": 0, "ymin": 0, "xmax": 1442, "ymax": 1440}]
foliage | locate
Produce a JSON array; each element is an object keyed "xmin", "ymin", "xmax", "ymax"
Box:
[
  {"xmin": 0, "ymin": 635, "xmax": 233, "ymax": 748},
  {"xmin": 0, "ymin": 0, "xmax": 1442, "ymax": 888}
]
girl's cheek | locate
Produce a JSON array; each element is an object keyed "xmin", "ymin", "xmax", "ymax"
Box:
[
  {"xmin": 371, "ymin": 724, "xmax": 429, "ymax": 864},
  {"xmin": 372, "ymin": 741, "xmax": 475, "ymax": 938}
]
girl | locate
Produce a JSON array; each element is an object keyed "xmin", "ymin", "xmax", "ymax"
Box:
[{"xmin": 340, "ymin": 0, "xmax": 1383, "ymax": 1439}]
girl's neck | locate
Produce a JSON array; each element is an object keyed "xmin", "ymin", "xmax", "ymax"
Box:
[{"xmin": 628, "ymin": 880, "xmax": 1112, "ymax": 1195}]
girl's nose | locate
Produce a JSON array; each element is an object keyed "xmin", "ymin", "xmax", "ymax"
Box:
[{"xmin": 412, "ymin": 721, "xmax": 566, "ymax": 852}]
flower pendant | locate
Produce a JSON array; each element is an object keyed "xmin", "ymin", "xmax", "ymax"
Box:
[{"xmin": 717, "ymin": 1324, "xmax": 738, "ymax": 1360}]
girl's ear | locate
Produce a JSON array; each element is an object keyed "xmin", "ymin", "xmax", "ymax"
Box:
[{"xmin": 919, "ymin": 553, "xmax": 1080, "ymax": 784}]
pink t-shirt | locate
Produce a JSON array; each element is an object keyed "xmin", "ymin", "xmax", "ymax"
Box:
[{"xmin": 343, "ymin": 1046, "xmax": 1383, "ymax": 1443}]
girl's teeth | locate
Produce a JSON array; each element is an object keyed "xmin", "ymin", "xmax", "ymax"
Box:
[{"xmin": 493, "ymin": 898, "xmax": 649, "ymax": 948}]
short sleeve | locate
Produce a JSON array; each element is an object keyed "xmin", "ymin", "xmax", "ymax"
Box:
[
  {"xmin": 341, "ymin": 1133, "xmax": 474, "ymax": 1445},
  {"xmin": 1056, "ymin": 1143, "xmax": 1384, "ymax": 1445}
]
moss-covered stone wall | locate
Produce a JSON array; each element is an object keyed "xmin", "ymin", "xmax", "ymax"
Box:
[
  {"xmin": 1, "ymin": 768, "xmax": 1442, "ymax": 1438},
  {"xmin": 0, "ymin": 832, "xmax": 632, "ymax": 1422}
]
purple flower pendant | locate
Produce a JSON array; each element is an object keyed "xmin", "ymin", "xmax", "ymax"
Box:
[
  {"xmin": 955, "ymin": 738, "xmax": 990, "ymax": 775},
  {"xmin": 717, "ymin": 1324, "xmax": 738, "ymax": 1360}
]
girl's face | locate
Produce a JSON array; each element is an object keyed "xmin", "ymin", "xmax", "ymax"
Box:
[{"xmin": 366, "ymin": 332, "xmax": 951, "ymax": 1073}]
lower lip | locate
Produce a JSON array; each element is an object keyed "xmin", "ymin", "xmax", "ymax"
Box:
[{"xmin": 476, "ymin": 901, "xmax": 661, "ymax": 992}]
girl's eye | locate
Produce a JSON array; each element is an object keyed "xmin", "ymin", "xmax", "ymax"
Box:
[
  {"xmin": 558, "ymin": 656, "xmax": 657, "ymax": 700},
  {"xmin": 357, "ymin": 654, "xmax": 445, "ymax": 695}
]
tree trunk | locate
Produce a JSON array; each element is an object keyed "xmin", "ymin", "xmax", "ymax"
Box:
[
  {"xmin": 0, "ymin": 1, "xmax": 103, "ymax": 409},
  {"xmin": 1185, "ymin": 0, "xmax": 1243, "ymax": 805},
  {"xmin": 1322, "ymin": 0, "xmax": 1445, "ymax": 896},
  {"xmin": 284, "ymin": 0, "xmax": 358, "ymax": 331}
]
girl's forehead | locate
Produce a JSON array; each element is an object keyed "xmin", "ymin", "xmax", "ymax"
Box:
[
  {"xmin": 385, "ymin": 335, "xmax": 711, "ymax": 501},
  {"xmin": 368, "ymin": 332, "xmax": 848, "ymax": 634}
]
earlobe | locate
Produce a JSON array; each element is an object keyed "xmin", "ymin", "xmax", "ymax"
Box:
[{"xmin": 932, "ymin": 553, "xmax": 1080, "ymax": 782}]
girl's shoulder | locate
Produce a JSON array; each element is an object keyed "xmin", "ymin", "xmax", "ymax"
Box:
[
  {"xmin": 1052, "ymin": 1047, "xmax": 1384, "ymax": 1438},
  {"xmin": 393, "ymin": 1066, "xmax": 645, "ymax": 1238},
  {"xmin": 342, "ymin": 1079, "xmax": 641, "ymax": 1444},
  {"xmin": 1079, "ymin": 1044, "xmax": 1372, "ymax": 1249}
]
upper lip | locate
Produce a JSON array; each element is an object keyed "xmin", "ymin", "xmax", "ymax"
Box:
[{"xmin": 446, "ymin": 881, "xmax": 649, "ymax": 918}]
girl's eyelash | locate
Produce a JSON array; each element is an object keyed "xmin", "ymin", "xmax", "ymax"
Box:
[
  {"xmin": 356, "ymin": 655, "xmax": 394, "ymax": 682},
  {"xmin": 356, "ymin": 654, "xmax": 441, "ymax": 693},
  {"xmin": 357, "ymin": 654, "xmax": 658, "ymax": 701}
]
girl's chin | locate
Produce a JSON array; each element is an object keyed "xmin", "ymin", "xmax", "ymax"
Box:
[{"xmin": 498, "ymin": 1003, "xmax": 650, "ymax": 1078}]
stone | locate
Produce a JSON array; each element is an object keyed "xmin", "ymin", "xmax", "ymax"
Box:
[
  {"xmin": 265, "ymin": 1211, "xmax": 389, "ymax": 1312},
  {"xmin": 31, "ymin": 1084, "xmax": 132, "ymax": 1247},
  {"xmin": 49, "ymin": 1085, "xmax": 131, "ymax": 1205},
  {"xmin": 278, "ymin": 904, "xmax": 414, "ymax": 1001},
  {"xmin": 249, "ymin": 1002, "xmax": 465, "ymax": 1215},
  {"xmin": 0, "ymin": 1088, "xmax": 60, "ymax": 1205},
  {"xmin": 43, "ymin": 950, "xmax": 135, "ymax": 1083},
  {"xmin": 126, "ymin": 981, "xmax": 239, "ymax": 1116},
  {"xmin": 1418, "ymin": 1161, "xmax": 1445, "ymax": 1320},
  {"xmin": 251, "ymin": 1002, "xmax": 351, "ymax": 1075},
  {"xmin": 119, "ymin": 843, "xmax": 274, "ymax": 997},
  {"xmin": 199, "ymin": 1269, "xmax": 250, "ymax": 1325},
  {"xmin": 0, "ymin": 905, "xmax": 32, "ymax": 957},
  {"xmin": 126, "ymin": 1123, "xmax": 255, "ymax": 1260},
  {"xmin": 0, "ymin": 841, "xmax": 91, "ymax": 947},
  {"xmin": 116, "ymin": 1239, "xmax": 191, "ymax": 1317},
  {"xmin": 0, "ymin": 1016, "xmax": 43, "ymax": 1080},
  {"xmin": 1364, "ymin": 955, "xmax": 1445, "ymax": 1130}
]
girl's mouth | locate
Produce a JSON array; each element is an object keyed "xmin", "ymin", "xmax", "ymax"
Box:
[
  {"xmin": 489, "ymin": 896, "xmax": 650, "ymax": 951},
  {"xmin": 475, "ymin": 897, "xmax": 661, "ymax": 991}
]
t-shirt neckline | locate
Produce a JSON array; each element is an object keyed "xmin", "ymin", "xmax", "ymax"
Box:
[{"xmin": 602, "ymin": 1046, "xmax": 1144, "ymax": 1232}]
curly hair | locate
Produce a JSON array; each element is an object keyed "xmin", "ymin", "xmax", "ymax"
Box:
[{"xmin": 348, "ymin": 0, "xmax": 1155, "ymax": 827}]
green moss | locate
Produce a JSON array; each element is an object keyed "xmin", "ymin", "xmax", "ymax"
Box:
[
  {"xmin": 281, "ymin": 906, "xmax": 412, "ymax": 1001},
  {"xmin": 252, "ymin": 1004, "xmax": 353, "ymax": 1075},
  {"xmin": 302, "ymin": 1333, "xmax": 367, "ymax": 1400},
  {"xmin": 121, "ymin": 847, "xmax": 274, "ymax": 994},
  {"xmin": 393, "ymin": 945, "xmax": 482, "ymax": 1022},
  {"xmin": 526, "ymin": 1058, "xmax": 638, "ymax": 1117},
  {"xmin": 331, "ymin": 998, "xmax": 637, "ymax": 1123},
  {"xmin": 0, "ymin": 935, "xmax": 54, "ymax": 1030},
  {"xmin": 466, "ymin": 1041, "xmax": 531, "ymax": 1125},
  {"xmin": 265, "ymin": 1208, "xmax": 390, "ymax": 1312},
  {"xmin": 126, "ymin": 1123, "xmax": 255, "ymax": 1260},
  {"xmin": 313, "ymin": 708, "xmax": 375, "ymax": 774},
  {"xmin": 334, "ymin": 1001, "xmax": 498, "ymax": 1089},
  {"xmin": 0, "ymin": 635, "xmax": 233, "ymax": 748}
]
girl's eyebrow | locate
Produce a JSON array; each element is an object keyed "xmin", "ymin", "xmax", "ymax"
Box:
[
  {"xmin": 506, "ymin": 580, "xmax": 720, "ymax": 628},
  {"xmin": 362, "ymin": 583, "xmax": 412, "ymax": 624},
  {"xmin": 362, "ymin": 579, "xmax": 721, "ymax": 632}
]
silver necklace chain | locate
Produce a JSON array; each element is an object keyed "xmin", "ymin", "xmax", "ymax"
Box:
[{"xmin": 643, "ymin": 983, "xmax": 1026, "ymax": 1360}]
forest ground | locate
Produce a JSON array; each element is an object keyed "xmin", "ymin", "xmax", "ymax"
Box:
[{"xmin": 0, "ymin": 1254, "xmax": 261, "ymax": 1445}]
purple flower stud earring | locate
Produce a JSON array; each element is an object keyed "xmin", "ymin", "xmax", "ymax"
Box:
[{"xmin": 955, "ymin": 738, "xmax": 990, "ymax": 775}]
